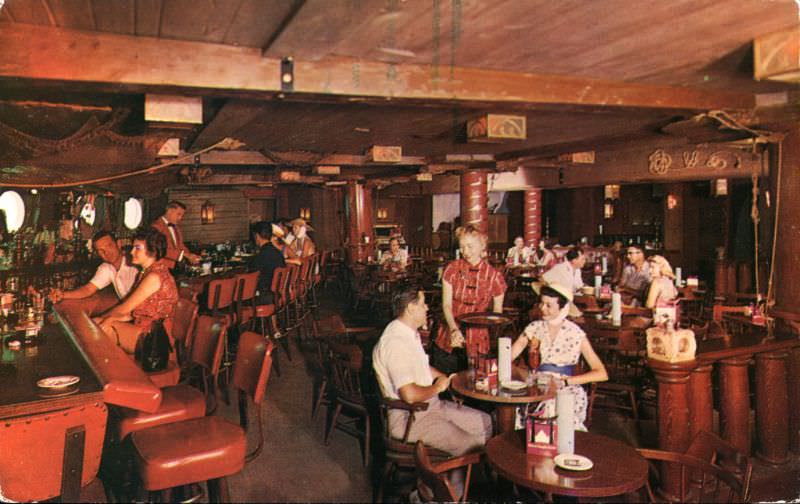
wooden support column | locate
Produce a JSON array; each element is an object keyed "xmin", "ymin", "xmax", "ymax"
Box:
[
  {"xmin": 688, "ymin": 363, "xmax": 714, "ymax": 441},
  {"xmin": 755, "ymin": 350, "xmax": 790, "ymax": 464},
  {"xmin": 649, "ymin": 359, "xmax": 695, "ymax": 501},
  {"xmin": 789, "ymin": 347, "xmax": 800, "ymax": 453},
  {"xmin": 346, "ymin": 182, "xmax": 373, "ymax": 263},
  {"xmin": 460, "ymin": 171, "xmax": 488, "ymax": 236},
  {"xmin": 719, "ymin": 356, "xmax": 752, "ymax": 454},
  {"xmin": 774, "ymin": 129, "xmax": 800, "ymax": 311},
  {"xmin": 523, "ymin": 188, "xmax": 542, "ymax": 247}
]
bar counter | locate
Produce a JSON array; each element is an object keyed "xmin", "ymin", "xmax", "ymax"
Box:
[{"xmin": 0, "ymin": 302, "xmax": 162, "ymax": 501}]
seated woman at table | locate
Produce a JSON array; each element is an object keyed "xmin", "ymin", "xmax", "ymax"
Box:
[
  {"xmin": 432, "ymin": 225, "xmax": 507, "ymax": 375},
  {"xmin": 380, "ymin": 236, "xmax": 408, "ymax": 272},
  {"xmin": 511, "ymin": 283, "xmax": 607, "ymax": 431},
  {"xmin": 94, "ymin": 228, "xmax": 179, "ymax": 354},
  {"xmin": 645, "ymin": 255, "xmax": 678, "ymax": 309}
]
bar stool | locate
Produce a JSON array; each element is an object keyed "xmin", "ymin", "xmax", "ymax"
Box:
[
  {"xmin": 270, "ymin": 266, "xmax": 292, "ymax": 361},
  {"xmin": 235, "ymin": 270, "xmax": 283, "ymax": 377},
  {"xmin": 172, "ymin": 297, "xmax": 199, "ymax": 371},
  {"xmin": 131, "ymin": 333, "xmax": 274, "ymax": 502},
  {"xmin": 184, "ymin": 315, "xmax": 228, "ymax": 413},
  {"xmin": 204, "ymin": 277, "xmax": 237, "ymax": 391},
  {"xmin": 146, "ymin": 318, "xmax": 181, "ymax": 389}
]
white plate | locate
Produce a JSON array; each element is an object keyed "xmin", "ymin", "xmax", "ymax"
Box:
[
  {"xmin": 501, "ymin": 380, "xmax": 527, "ymax": 391},
  {"xmin": 37, "ymin": 375, "xmax": 80, "ymax": 389},
  {"xmin": 554, "ymin": 453, "xmax": 593, "ymax": 471}
]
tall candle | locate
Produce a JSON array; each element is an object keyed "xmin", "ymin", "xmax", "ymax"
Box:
[
  {"xmin": 611, "ymin": 292, "xmax": 622, "ymax": 327},
  {"xmin": 601, "ymin": 255, "xmax": 608, "ymax": 275},
  {"xmin": 594, "ymin": 275, "xmax": 602, "ymax": 297},
  {"xmin": 556, "ymin": 388, "xmax": 575, "ymax": 454},
  {"xmin": 498, "ymin": 337, "xmax": 512, "ymax": 384},
  {"xmin": 675, "ymin": 267, "xmax": 682, "ymax": 287}
]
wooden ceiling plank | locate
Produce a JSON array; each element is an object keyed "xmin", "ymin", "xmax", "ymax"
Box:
[
  {"xmin": 92, "ymin": 0, "xmax": 135, "ymax": 34},
  {"xmin": 40, "ymin": 0, "xmax": 58, "ymax": 26},
  {"xmin": 45, "ymin": 0, "xmax": 96, "ymax": 31},
  {"xmin": 134, "ymin": 0, "xmax": 160, "ymax": 36},
  {"xmin": 220, "ymin": 0, "xmax": 293, "ymax": 47},
  {"xmin": 0, "ymin": 23, "xmax": 754, "ymax": 111},
  {"xmin": 4, "ymin": 0, "xmax": 52, "ymax": 24},
  {"xmin": 260, "ymin": 0, "xmax": 305, "ymax": 56}
]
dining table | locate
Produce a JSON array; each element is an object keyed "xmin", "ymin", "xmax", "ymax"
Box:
[
  {"xmin": 486, "ymin": 429, "xmax": 648, "ymax": 500},
  {"xmin": 449, "ymin": 369, "xmax": 554, "ymax": 433}
]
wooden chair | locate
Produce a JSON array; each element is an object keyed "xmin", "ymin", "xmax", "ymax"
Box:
[
  {"xmin": 587, "ymin": 327, "xmax": 643, "ymax": 420},
  {"xmin": 413, "ymin": 441, "xmax": 481, "ymax": 503},
  {"xmin": 324, "ymin": 342, "xmax": 372, "ymax": 466},
  {"xmin": 637, "ymin": 431, "xmax": 752, "ymax": 503},
  {"xmin": 131, "ymin": 333, "xmax": 274, "ymax": 503},
  {"xmin": 376, "ymin": 397, "xmax": 451, "ymax": 502}
]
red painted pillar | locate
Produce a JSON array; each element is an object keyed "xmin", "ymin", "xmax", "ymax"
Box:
[
  {"xmin": 755, "ymin": 350, "xmax": 790, "ymax": 464},
  {"xmin": 719, "ymin": 356, "xmax": 752, "ymax": 454},
  {"xmin": 524, "ymin": 188, "xmax": 542, "ymax": 248},
  {"xmin": 649, "ymin": 359, "xmax": 695, "ymax": 500},
  {"xmin": 460, "ymin": 171, "xmax": 488, "ymax": 235},
  {"xmin": 346, "ymin": 182, "xmax": 374, "ymax": 263}
]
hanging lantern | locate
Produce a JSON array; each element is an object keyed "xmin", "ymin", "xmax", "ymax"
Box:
[
  {"xmin": 201, "ymin": 200, "xmax": 216, "ymax": 224},
  {"xmin": 603, "ymin": 199, "xmax": 615, "ymax": 219}
]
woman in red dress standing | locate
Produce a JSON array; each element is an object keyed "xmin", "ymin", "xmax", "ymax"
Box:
[
  {"xmin": 432, "ymin": 225, "xmax": 507, "ymax": 374},
  {"xmin": 94, "ymin": 228, "xmax": 178, "ymax": 354}
]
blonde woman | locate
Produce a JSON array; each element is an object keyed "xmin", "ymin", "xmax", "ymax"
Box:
[
  {"xmin": 432, "ymin": 225, "xmax": 507, "ymax": 374},
  {"xmin": 645, "ymin": 255, "xmax": 678, "ymax": 309}
]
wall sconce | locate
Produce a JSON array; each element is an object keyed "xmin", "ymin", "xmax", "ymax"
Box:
[
  {"xmin": 201, "ymin": 200, "xmax": 216, "ymax": 224},
  {"xmin": 604, "ymin": 184, "xmax": 620, "ymax": 200},
  {"xmin": 603, "ymin": 200, "xmax": 615, "ymax": 219},
  {"xmin": 299, "ymin": 207, "xmax": 312, "ymax": 220},
  {"xmin": 667, "ymin": 194, "xmax": 679, "ymax": 210},
  {"xmin": 377, "ymin": 208, "xmax": 388, "ymax": 220}
]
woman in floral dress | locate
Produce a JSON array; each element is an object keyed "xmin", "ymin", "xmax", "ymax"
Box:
[{"xmin": 511, "ymin": 283, "xmax": 607, "ymax": 430}]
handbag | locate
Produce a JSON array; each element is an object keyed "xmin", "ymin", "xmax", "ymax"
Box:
[{"xmin": 135, "ymin": 319, "xmax": 173, "ymax": 372}]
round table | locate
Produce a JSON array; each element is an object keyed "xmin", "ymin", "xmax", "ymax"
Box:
[
  {"xmin": 486, "ymin": 430, "xmax": 648, "ymax": 499},
  {"xmin": 450, "ymin": 370, "xmax": 553, "ymax": 433}
]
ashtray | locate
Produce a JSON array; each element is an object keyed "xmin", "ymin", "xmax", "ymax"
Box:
[{"xmin": 554, "ymin": 453, "xmax": 593, "ymax": 471}]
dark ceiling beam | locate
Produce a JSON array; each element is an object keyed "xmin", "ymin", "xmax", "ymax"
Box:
[
  {"xmin": 0, "ymin": 23, "xmax": 754, "ymax": 111},
  {"xmin": 260, "ymin": 0, "xmax": 306, "ymax": 57}
]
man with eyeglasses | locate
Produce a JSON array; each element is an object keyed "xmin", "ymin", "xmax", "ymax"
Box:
[{"xmin": 616, "ymin": 245, "xmax": 651, "ymax": 306}]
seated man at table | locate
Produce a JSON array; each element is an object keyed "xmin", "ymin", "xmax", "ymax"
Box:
[
  {"xmin": 380, "ymin": 237, "xmax": 408, "ymax": 272},
  {"xmin": 542, "ymin": 247, "xmax": 585, "ymax": 295},
  {"xmin": 373, "ymin": 287, "xmax": 492, "ymax": 457},
  {"xmin": 49, "ymin": 230, "xmax": 138, "ymax": 315},
  {"xmin": 616, "ymin": 245, "xmax": 651, "ymax": 306},
  {"xmin": 251, "ymin": 221, "xmax": 286, "ymax": 304},
  {"xmin": 506, "ymin": 236, "xmax": 532, "ymax": 268}
]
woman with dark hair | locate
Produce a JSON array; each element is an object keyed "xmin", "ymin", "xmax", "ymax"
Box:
[
  {"xmin": 510, "ymin": 283, "xmax": 607, "ymax": 430},
  {"xmin": 94, "ymin": 228, "xmax": 178, "ymax": 353}
]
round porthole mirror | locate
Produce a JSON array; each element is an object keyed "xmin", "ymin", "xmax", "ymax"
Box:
[
  {"xmin": 0, "ymin": 190, "xmax": 25, "ymax": 232},
  {"xmin": 124, "ymin": 197, "xmax": 143, "ymax": 230}
]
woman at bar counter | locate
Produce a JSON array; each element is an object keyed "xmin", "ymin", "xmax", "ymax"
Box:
[
  {"xmin": 93, "ymin": 228, "xmax": 178, "ymax": 353},
  {"xmin": 432, "ymin": 225, "xmax": 507, "ymax": 374},
  {"xmin": 510, "ymin": 283, "xmax": 607, "ymax": 430},
  {"xmin": 645, "ymin": 254, "xmax": 678, "ymax": 309}
]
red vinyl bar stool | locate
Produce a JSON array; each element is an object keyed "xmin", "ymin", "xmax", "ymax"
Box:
[
  {"xmin": 131, "ymin": 333, "xmax": 274, "ymax": 502},
  {"xmin": 235, "ymin": 270, "xmax": 283, "ymax": 376},
  {"xmin": 145, "ymin": 318, "xmax": 181, "ymax": 389},
  {"xmin": 270, "ymin": 266, "xmax": 292, "ymax": 361}
]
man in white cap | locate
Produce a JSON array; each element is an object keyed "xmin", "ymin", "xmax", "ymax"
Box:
[{"xmin": 285, "ymin": 217, "xmax": 316, "ymax": 262}]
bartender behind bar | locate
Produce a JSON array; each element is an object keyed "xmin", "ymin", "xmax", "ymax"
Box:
[{"xmin": 151, "ymin": 200, "xmax": 201, "ymax": 269}]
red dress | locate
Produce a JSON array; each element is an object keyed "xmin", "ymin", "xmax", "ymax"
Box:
[
  {"xmin": 435, "ymin": 259, "xmax": 507, "ymax": 357},
  {"xmin": 132, "ymin": 259, "xmax": 178, "ymax": 331}
]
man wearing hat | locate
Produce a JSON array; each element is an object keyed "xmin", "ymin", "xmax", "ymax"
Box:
[
  {"xmin": 285, "ymin": 217, "xmax": 316, "ymax": 262},
  {"xmin": 251, "ymin": 221, "xmax": 286, "ymax": 304}
]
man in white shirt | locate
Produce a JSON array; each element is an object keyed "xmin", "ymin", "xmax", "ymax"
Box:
[
  {"xmin": 373, "ymin": 287, "xmax": 492, "ymax": 457},
  {"xmin": 616, "ymin": 245, "xmax": 651, "ymax": 306},
  {"xmin": 542, "ymin": 247, "xmax": 586, "ymax": 294},
  {"xmin": 49, "ymin": 231, "xmax": 138, "ymax": 312}
]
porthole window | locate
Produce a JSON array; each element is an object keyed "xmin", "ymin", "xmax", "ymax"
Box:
[
  {"xmin": 0, "ymin": 191, "xmax": 25, "ymax": 232},
  {"xmin": 124, "ymin": 197, "xmax": 143, "ymax": 230}
]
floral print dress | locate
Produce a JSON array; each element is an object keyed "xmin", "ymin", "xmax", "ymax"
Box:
[{"xmin": 523, "ymin": 319, "xmax": 589, "ymax": 431}]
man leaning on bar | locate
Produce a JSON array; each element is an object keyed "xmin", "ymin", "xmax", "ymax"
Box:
[{"xmin": 48, "ymin": 230, "xmax": 138, "ymax": 314}]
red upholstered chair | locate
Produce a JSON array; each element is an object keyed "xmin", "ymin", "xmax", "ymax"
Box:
[
  {"xmin": 172, "ymin": 297, "xmax": 199, "ymax": 370},
  {"xmin": 185, "ymin": 315, "xmax": 228, "ymax": 413},
  {"xmin": 235, "ymin": 270, "xmax": 283, "ymax": 376},
  {"xmin": 131, "ymin": 332, "xmax": 274, "ymax": 502}
]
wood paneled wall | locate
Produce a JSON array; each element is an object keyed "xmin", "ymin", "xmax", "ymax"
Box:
[
  {"xmin": 283, "ymin": 185, "xmax": 343, "ymax": 250},
  {"xmin": 168, "ymin": 189, "xmax": 249, "ymax": 244}
]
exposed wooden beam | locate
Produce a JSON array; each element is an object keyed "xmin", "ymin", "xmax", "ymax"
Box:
[
  {"xmin": 175, "ymin": 150, "xmax": 427, "ymax": 166},
  {"xmin": 0, "ymin": 23, "xmax": 754, "ymax": 111}
]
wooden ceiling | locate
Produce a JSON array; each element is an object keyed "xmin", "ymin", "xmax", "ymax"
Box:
[{"xmin": 0, "ymin": 0, "xmax": 796, "ymax": 193}]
